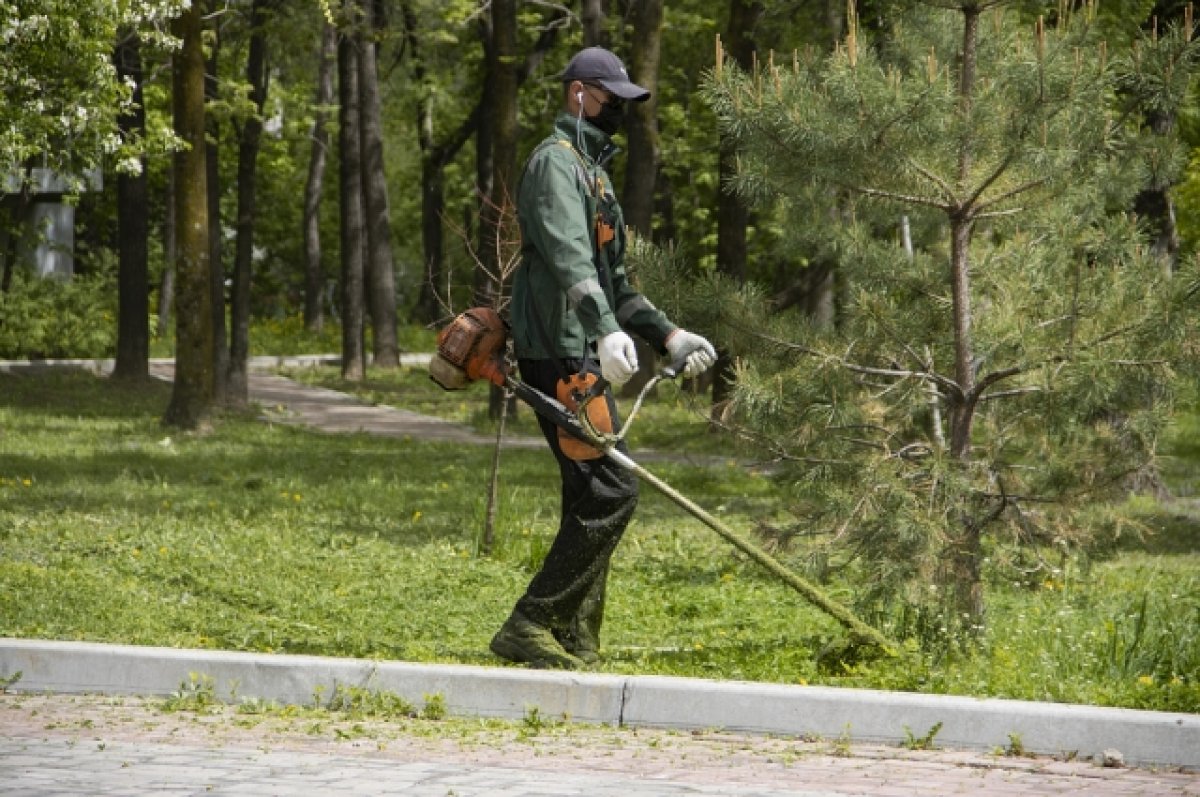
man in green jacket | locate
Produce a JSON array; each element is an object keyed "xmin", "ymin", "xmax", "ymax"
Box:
[{"xmin": 490, "ymin": 46, "xmax": 716, "ymax": 669}]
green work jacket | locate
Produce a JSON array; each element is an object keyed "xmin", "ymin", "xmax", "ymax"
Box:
[{"xmin": 511, "ymin": 112, "xmax": 676, "ymax": 362}]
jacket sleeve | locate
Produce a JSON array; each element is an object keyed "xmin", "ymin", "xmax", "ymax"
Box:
[
  {"xmin": 608, "ymin": 223, "xmax": 678, "ymax": 354},
  {"xmin": 520, "ymin": 148, "xmax": 621, "ymax": 341}
]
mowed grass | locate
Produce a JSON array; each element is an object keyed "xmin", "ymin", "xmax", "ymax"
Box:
[{"xmin": 1, "ymin": 368, "xmax": 1197, "ymax": 713}]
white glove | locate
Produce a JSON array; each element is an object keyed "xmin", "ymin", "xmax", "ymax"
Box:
[
  {"xmin": 665, "ymin": 329, "xmax": 717, "ymax": 378},
  {"xmin": 597, "ymin": 330, "xmax": 639, "ymax": 389}
]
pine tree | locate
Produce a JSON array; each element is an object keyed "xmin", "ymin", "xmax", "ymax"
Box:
[{"xmin": 641, "ymin": 2, "xmax": 1200, "ymax": 646}]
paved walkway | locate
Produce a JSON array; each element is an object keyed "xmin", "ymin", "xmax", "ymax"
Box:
[
  {"xmin": 247, "ymin": 370, "xmax": 541, "ymax": 450},
  {"xmin": 3, "ymin": 694, "xmax": 1197, "ymax": 796}
]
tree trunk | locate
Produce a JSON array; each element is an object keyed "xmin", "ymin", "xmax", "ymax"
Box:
[
  {"xmin": 478, "ymin": 0, "xmax": 517, "ymax": 310},
  {"xmin": 419, "ymin": 153, "xmax": 446, "ymax": 319},
  {"xmin": 304, "ymin": 22, "xmax": 336, "ymax": 333},
  {"xmin": 1, "ymin": 196, "xmax": 16, "ymax": 292},
  {"xmin": 227, "ymin": 0, "xmax": 270, "ymax": 408},
  {"xmin": 483, "ymin": 0, "xmax": 519, "ymax": 419},
  {"xmin": 358, "ymin": 0, "xmax": 399, "ymax": 367},
  {"xmin": 113, "ymin": 33, "xmax": 149, "ymax": 381},
  {"xmin": 581, "ymin": 0, "xmax": 608, "ymax": 47},
  {"xmin": 472, "ymin": 64, "xmax": 494, "ymax": 305},
  {"xmin": 622, "ymin": 0, "xmax": 663, "ymax": 236},
  {"xmin": 942, "ymin": 4, "xmax": 984, "ymax": 632},
  {"xmin": 405, "ymin": 2, "xmax": 482, "ymax": 324},
  {"xmin": 413, "ymin": 63, "xmax": 451, "ymax": 325},
  {"xmin": 338, "ymin": 18, "xmax": 366, "ymax": 381},
  {"xmin": 158, "ymin": 161, "xmax": 176, "ymax": 337},
  {"xmin": 164, "ymin": 3, "xmax": 214, "ymax": 429},
  {"xmin": 205, "ymin": 10, "xmax": 228, "ymax": 404},
  {"xmin": 712, "ymin": 0, "xmax": 763, "ymax": 411},
  {"xmin": 1134, "ymin": 108, "xmax": 1181, "ymax": 274}
]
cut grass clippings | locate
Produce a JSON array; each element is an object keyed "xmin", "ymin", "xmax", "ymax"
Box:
[{"xmin": 1, "ymin": 368, "xmax": 1197, "ymax": 714}]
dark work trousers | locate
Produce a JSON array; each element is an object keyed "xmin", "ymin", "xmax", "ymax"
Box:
[{"xmin": 513, "ymin": 358, "xmax": 640, "ymax": 634}]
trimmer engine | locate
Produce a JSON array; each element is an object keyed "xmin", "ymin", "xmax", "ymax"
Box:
[{"xmin": 428, "ymin": 307, "xmax": 509, "ymax": 390}]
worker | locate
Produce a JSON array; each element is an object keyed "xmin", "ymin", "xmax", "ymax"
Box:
[{"xmin": 490, "ymin": 46, "xmax": 717, "ymax": 669}]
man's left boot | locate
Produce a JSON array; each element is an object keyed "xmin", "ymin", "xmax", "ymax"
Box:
[{"xmin": 554, "ymin": 575, "xmax": 605, "ymax": 666}]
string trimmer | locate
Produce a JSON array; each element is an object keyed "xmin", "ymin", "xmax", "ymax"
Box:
[{"xmin": 430, "ymin": 307, "xmax": 897, "ymax": 656}]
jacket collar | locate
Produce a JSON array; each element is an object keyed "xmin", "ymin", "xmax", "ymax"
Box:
[{"xmin": 553, "ymin": 111, "xmax": 618, "ymax": 168}]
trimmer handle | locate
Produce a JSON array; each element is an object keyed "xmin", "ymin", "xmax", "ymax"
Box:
[
  {"xmin": 660, "ymin": 354, "xmax": 692, "ymax": 381},
  {"xmin": 586, "ymin": 354, "xmax": 690, "ymax": 399}
]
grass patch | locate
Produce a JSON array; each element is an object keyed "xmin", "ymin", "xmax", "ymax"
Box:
[{"xmin": 1, "ymin": 370, "xmax": 1197, "ymax": 712}]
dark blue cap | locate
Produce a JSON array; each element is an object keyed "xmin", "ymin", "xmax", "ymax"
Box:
[{"xmin": 561, "ymin": 47, "xmax": 650, "ymax": 102}]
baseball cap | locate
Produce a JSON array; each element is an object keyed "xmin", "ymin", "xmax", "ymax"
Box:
[{"xmin": 561, "ymin": 47, "xmax": 651, "ymax": 102}]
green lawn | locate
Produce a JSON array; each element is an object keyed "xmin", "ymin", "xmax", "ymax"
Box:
[{"xmin": 1, "ymin": 368, "xmax": 1197, "ymax": 713}]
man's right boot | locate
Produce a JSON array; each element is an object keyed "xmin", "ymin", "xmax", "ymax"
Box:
[{"xmin": 489, "ymin": 610, "xmax": 584, "ymax": 670}]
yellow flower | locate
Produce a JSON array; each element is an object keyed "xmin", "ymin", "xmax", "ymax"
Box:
[
  {"xmin": 22, "ymin": 478, "xmax": 32, "ymax": 487},
  {"xmin": 412, "ymin": 510, "xmax": 423, "ymax": 522},
  {"xmin": 1137, "ymin": 675, "xmax": 1155, "ymax": 686}
]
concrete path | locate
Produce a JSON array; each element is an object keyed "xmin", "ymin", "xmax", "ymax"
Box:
[{"xmin": 248, "ymin": 370, "xmax": 541, "ymax": 450}]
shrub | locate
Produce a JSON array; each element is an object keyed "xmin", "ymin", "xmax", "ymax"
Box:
[{"xmin": 0, "ymin": 267, "xmax": 117, "ymax": 359}]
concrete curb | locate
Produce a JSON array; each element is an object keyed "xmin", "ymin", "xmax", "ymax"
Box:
[{"xmin": 2, "ymin": 639, "xmax": 1196, "ymax": 770}]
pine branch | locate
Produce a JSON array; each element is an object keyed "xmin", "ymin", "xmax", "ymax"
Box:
[
  {"xmin": 737, "ymin": 323, "xmax": 965, "ymax": 399},
  {"xmin": 972, "ymin": 177, "xmax": 1048, "ymax": 215},
  {"xmin": 840, "ymin": 183, "xmax": 952, "ymax": 211},
  {"xmin": 962, "ymin": 150, "xmax": 1019, "ymax": 211},
  {"xmin": 970, "ymin": 364, "xmax": 1025, "ymax": 401},
  {"xmin": 906, "ymin": 158, "xmax": 957, "ymax": 204},
  {"xmin": 979, "ymin": 386, "xmax": 1043, "ymax": 402},
  {"xmin": 970, "ymin": 207, "xmax": 1024, "ymax": 220}
]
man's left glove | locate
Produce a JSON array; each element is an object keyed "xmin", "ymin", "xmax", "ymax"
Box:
[{"xmin": 665, "ymin": 329, "xmax": 717, "ymax": 378}]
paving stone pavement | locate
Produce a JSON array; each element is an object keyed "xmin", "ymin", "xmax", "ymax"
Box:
[{"xmin": 2, "ymin": 695, "xmax": 1198, "ymax": 797}]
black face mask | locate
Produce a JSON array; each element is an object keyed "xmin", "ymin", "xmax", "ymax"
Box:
[{"xmin": 589, "ymin": 99, "xmax": 625, "ymax": 136}]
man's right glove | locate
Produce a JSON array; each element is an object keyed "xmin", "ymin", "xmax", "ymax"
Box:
[
  {"xmin": 597, "ymin": 330, "xmax": 639, "ymax": 389},
  {"xmin": 665, "ymin": 329, "xmax": 717, "ymax": 378}
]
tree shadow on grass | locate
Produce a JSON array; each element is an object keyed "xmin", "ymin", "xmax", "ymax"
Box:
[
  {"xmin": 1127, "ymin": 502, "xmax": 1200, "ymax": 555},
  {"xmin": 1, "ymin": 370, "xmax": 172, "ymax": 420}
]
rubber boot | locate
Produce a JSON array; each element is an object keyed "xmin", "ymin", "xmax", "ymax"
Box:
[
  {"xmin": 554, "ymin": 569, "xmax": 606, "ymax": 665},
  {"xmin": 490, "ymin": 610, "xmax": 584, "ymax": 670}
]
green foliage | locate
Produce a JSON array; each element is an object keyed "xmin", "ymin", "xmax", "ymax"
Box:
[
  {"xmin": 161, "ymin": 672, "xmax": 220, "ymax": 713},
  {"xmin": 324, "ymin": 684, "xmax": 416, "ymax": 719},
  {"xmin": 1004, "ymin": 731, "xmax": 1026, "ymax": 757},
  {"xmin": 0, "ymin": 0, "xmax": 185, "ymax": 178},
  {"xmin": 902, "ymin": 720, "xmax": 942, "ymax": 750},
  {"xmin": 420, "ymin": 692, "xmax": 447, "ymax": 720},
  {"xmin": 0, "ymin": 670, "xmax": 22, "ymax": 693},
  {"xmin": 0, "ymin": 267, "xmax": 119, "ymax": 358},
  {"xmin": 677, "ymin": 3, "xmax": 1200, "ymax": 646}
]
